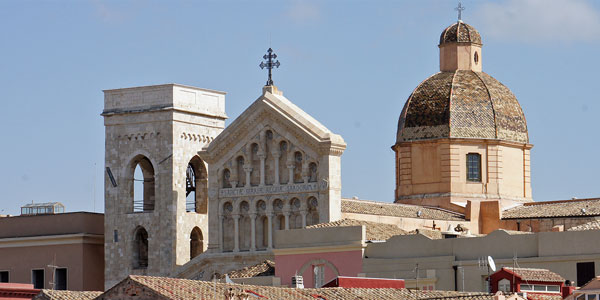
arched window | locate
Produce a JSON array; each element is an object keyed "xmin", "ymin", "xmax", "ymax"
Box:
[
  {"xmin": 294, "ymin": 152, "xmax": 303, "ymax": 183},
  {"xmin": 279, "ymin": 142, "xmax": 289, "ymax": 184},
  {"xmin": 239, "ymin": 201, "xmax": 251, "ymax": 251},
  {"xmin": 222, "ymin": 169, "xmax": 231, "ymax": 188},
  {"xmin": 237, "ymin": 156, "xmax": 246, "ymax": 187},
  {"xmin": 309, "ymin": 162, "xmax": 318, "ymax": 182},
  {"xmin": 190, "ymin": 227, "xmax": 203, "ymax": 260},
  {"xmin": 186, "ymin": 157, "xmax": 208, "ymax": 213},
  {"xmin": 131, "ymin": 156, "xmax": 155, "ymax": 212},
  {"xmin": 250, "ymin": 143, "xmax": 260, "ymax": 186},
  {"xmin": 307, "ymin": 197, "xmax": 319, "ymax": 226},
  {"xmin": 290, "ymin": 198, "xmax": 302, "ymax": 229},
  {"xmin": 255, "ymin": 200, "xmax": 267, "ymax": 250},
  {"xmin": 222, "ymin": 202, "xmax": 234, "ymax": 252},
  {"xmin": 466, "ymin": 153, "xmax": 482, "ymax": 182},
  {"xmin": 133, "ymin": 227, "xmax": 148, "ymax": 268}
]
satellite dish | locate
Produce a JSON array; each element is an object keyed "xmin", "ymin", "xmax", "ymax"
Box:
[{"xmin": 487, "ymin": 256, "xmax": 497, "ymax": 272}]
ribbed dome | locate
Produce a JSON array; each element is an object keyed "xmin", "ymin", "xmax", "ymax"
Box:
[
  {"xmin": 439, "ymin": 21, "xmax": 482, "ymax": 45},
  {"xmin": 396, "ymin": 71, "xmax": 528, "ymax": 144}
]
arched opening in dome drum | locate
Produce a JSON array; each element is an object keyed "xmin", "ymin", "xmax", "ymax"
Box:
[
  {"xmin": 474, "ymin": 51, "xmax": 479, "ymax": 64},
  {"xmin": 466, "ymin": 153, "xmax": 482, "ymax": 182}
]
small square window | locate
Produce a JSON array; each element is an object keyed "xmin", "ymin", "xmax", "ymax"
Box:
[
  {"xmin": 0, "ymin": 271, "xmax": 8, "ymax": 283},
  {"xmin": 32, "ymin": 269, "xmax": 44, "ymax": 289},
  {"xmin": 466, "ymin": 153, "xmax": 482, "ymax": 182},
  {"xmin": 54, "ymin": 268, "xmax": 67, "ymax": 290}
]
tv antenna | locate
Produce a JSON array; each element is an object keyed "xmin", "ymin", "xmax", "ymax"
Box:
[{"xmin": 478, "ymin": 256, "xmax": 496, "ymax": 293}]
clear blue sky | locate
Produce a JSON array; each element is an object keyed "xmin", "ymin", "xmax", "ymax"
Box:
[{"xmin": 1, "ymin": 0, "xmax": 599, "ymax": 215}]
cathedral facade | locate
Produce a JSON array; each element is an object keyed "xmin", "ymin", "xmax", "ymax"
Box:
[{"xmin": 101, "ymin": 20, "xmax": 600, "ymax": 290}]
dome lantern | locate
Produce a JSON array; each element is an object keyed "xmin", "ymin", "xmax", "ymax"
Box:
[{"xmin": 439, "ymin": 21, "xmax": 482, "ymax": 72}]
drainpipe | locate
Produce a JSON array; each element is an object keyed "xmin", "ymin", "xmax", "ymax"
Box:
[{"xmin": 453, "ymin": 266, "xmax": 458, "ymax": 291}]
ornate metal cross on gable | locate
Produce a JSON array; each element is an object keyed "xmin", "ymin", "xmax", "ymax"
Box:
[
  {"xmin": 259, "ymin": 48, "xmax": 280, "ymax": 86},
  {"xmin": 455, "ymin": 2, "xmax": 465, "ymax": 21}
]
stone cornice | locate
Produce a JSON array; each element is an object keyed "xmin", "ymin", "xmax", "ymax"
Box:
[{"xmin": 392, "ymin": 137, "xmax": 533, "ymax": 150}]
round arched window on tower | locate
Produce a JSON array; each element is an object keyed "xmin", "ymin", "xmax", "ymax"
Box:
[{"xmin": 474, "ymin": 51, "xmax": 479, "ymax": 65}]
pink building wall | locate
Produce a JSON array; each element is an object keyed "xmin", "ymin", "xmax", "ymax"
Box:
[{"xmin": 275, "ymin": 250, "xmax": 363, "ymax": 288}]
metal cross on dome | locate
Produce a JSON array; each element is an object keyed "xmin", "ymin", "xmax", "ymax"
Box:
[
  {"xmin": 259, "ymin": 48, "xmax": 280, "ymax": 86},
  {"xmin": 455, "ymin": 2, "xmax": 465, "ymax": 21}
]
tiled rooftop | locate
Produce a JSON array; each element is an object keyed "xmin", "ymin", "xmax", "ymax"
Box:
[
  {"xmin": 568, "ymin": 220, "xmax": 600, "ymax": 231},
  {"xmin": 341, "ymin": 198, "xmax": 464, "ymax": 221},
  {"xmin": 502, "ymin": 198, "xmax": 600, "ymax": 219},
  {"xmin": 33, "ymin": 290, "xmax": 102, "ymax": 300},
  {"xmin": 222, "ymin": 260, "xmax": 275, "ymax": 279},
  {"xmin": 503, "ymin": 267, "xmax": 565, "ymax": 283},
  {"xmin": 108, "ymin": 275, "xmax": 514, "ymax": 300},
  {"xmin": 306, "ymin": 218, "xmax": 408, "ymax": 241}
]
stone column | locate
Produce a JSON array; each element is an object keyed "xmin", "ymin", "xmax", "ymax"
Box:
[
  {"xmin": 233, "ymin": 214, "xmax": 240, "ymax": 252},
  {"xmin": 259, "ymin": 153, "xmax": 266, "ymax": 186},
  {"xmin": 284, "ymin": 211, "xmax": 290, "ymax": 230},
  {"xmin": 302, "ymin": 163, "xmax": 310, "ymax": 184},
  {"xmin": 267, "ymin": 213, "xmax": 273, "ymax": 249},
  {"xmin": 244, "ymin": 166, "xmax": 252, "ymax": 188},
  {"xmin": 250, "ymin": 213, "xmax": 257, "ymax": 251},
  {"xmin": 301, "ymin": 211, "xmax": 308, "ymax": 228},
  {"xmin": 218, "ymin": 215, "xmax": 224, "ymax": 253},
  {"xmin": 272, "ymin": 152, "xmax": 280, "ymax": 185}
]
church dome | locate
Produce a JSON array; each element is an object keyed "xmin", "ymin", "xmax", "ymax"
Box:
[
  {"xmin": 396, "ymin": 70, "xmax": 529, "ymax": 144},
  {"xmin": 439, "ymin": 21, "xmax": 482, "ymax": 45}
]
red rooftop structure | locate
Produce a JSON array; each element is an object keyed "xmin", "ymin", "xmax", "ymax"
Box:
[
  {"xmin": 322, "ymin": 276, "xmax": 405, "ymax": 289},
  {"xmin": 490, "ymin": 267, "xmax": 572, "ymax": 299},
  {"xmin": 0, "ymin": 283, "xmax": 39, "ymax": 300}
]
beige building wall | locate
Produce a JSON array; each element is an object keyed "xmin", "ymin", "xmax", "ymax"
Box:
[
  {"xmin": 363, "ymin": 230, "xmax": 600, "ymax": 292},
  {"xmin": 394, "ymin": 139, "xmax": 533, "ymax": 222}
]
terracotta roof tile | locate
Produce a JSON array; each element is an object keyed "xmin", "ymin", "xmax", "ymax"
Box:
[
  {"xmin": 568, "ymin": 220, "xmax": 600, "ymax": 231},
  {"xmin": 122, "ymin": 275, "xmax": 515, "ymax": 300},
  {"xmin": 502, "ymin": 198, "xmax": 600, "ymax": 219},
  {"xmin": 306, "ymin": 218, "xmax": 408, "ymax": 241},
  {"xmin": 34, "ymin": 290, "xmax": 102, "ymax": 300},
  {"xmin": 440, "ymin": 22, "xmax": 482, "ymax": 45},
  {"xmin": 221, "ymin": 260, "xmax": 275, "ymax": 279},
  {"xmin": 342, "ymin": 198, "xmax": 464, "ymax": 221},
  {"xmin": 396, "ymin": 70, "xmax": 528, "ymax": 144},
  {"xmin": 503, "ymin": 267, "xmax": 565, "ymax": 283}
]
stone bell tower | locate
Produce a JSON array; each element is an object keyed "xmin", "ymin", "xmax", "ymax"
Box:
[{"xmin": 102, "ymin": 84, "xmax": 226, "ymax": 289}]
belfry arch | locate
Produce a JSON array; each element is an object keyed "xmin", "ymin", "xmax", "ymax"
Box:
[
  {"xmin": 186, "ymin": 156, "xmax": 208, "ymax": 214},
  {"xmin": 130, "ymin": 155, "xmax": 155, "ymax": 213}
]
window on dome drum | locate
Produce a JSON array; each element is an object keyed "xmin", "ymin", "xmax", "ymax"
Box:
[
  {"xmin": 474, "ymin": 51, "xmax": 479, "ymax": 64},
  {"xmin": 466, "ymin": 153, "xmax": 482, "ymax": 182}
]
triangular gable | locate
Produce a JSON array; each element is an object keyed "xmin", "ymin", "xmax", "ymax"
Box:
[
  {"xmin": 201, "ymin": 86, "xmax": 345, "ymax": 163},
  {"xmin": 98, "ymin": 276, "xmax": 168, "ymax": 300}
]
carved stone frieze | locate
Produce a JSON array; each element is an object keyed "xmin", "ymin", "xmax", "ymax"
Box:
[{"xmin": 219, "ymin": 181, "xmax": 326, "ymax": 198}]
